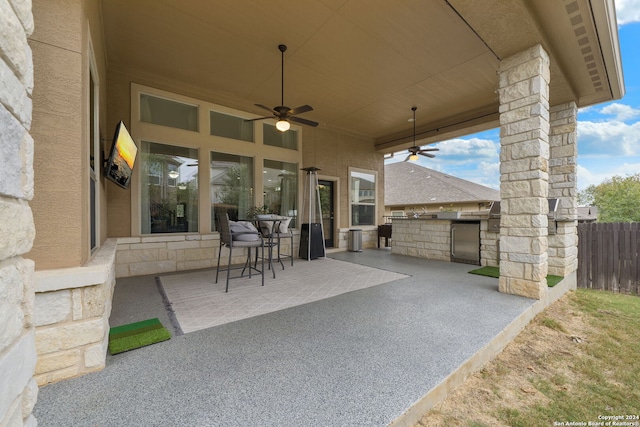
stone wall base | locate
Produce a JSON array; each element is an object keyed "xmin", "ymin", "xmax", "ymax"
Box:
[
  {"xmin": 499, "ymin": 276, "xmax": 547, "ymax": 300},
  {"xmin": 115, "ymin": 233, "xmax": 301, "ymax": 278},
  {"xmin": 34, "ymin": 240, "xmax": 116, "ymax": 386}
]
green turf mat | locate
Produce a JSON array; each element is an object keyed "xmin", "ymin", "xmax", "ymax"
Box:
[
  {"xmin": 546, "ymin": 274, "xmax": 563, "ymax": 287},
  {"xmin": 108, "ymin": 318, "xmax": 171, "ymax": 355},
  {"xmin": 468, "ymin": 266, "xmax": 564, "ymax": 288},
  {"xmin": 468, "ymin": 266, "xmax": 500, "ymax": 278}
]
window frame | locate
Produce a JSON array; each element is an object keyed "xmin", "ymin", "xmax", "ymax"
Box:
[
  {"xmin": 210, "ymin": 150, "xmax": 255, "ymax": 230},
  {"xmin": 139, "ymin": 140, "xmax": 200, "ymax": 234},
  {"xmin": 348, "ymin": 167, "xmax": 378, "ymax": 227},
  {"xmin": 87, "ymin": 36, "xmax": 100, "ymax": 254},
  {"xmin": 130, "ymin": 84, "xmax": 303, "ymax": 236}
]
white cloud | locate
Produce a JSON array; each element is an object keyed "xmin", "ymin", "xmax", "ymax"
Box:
[
  {"xmin": 577, "ymin": 119, "xmax": 640, "ymax": 156},
  {"xmin": 599, "ymin": 103, "xmax": 640, "ymax": 121},
  {"xmin": 436, "ymin": 137, "xmax": 499, "ymax": 159},
  {"xmin": 577, "ymin": 164, "xmax": 606, "ymax": 190},
  {"xmin": 616, "ymin": 0, "xmax": 640, "ymax": 25},
  {"xmin": 477, "ymin": 161, "xmax": 500, "ymax": 189},
  {"xmin": 577, "ymin": 162, "xmax": 640, "ymax": 191}
]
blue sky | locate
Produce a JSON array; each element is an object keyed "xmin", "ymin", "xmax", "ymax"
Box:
[{"xmin": 387, "ymin": 1, "xmax": 640, "ymax": 193}]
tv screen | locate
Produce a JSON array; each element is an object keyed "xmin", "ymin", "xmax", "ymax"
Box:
[{"xmin": 104, "ymin": 121, "xmax": 137, "ymax": 189}]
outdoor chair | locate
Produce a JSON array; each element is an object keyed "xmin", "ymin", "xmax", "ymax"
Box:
[
  {"xmin": 215, "ymin": 213, "xmax": 265, "ymax": 292},
  {"xmin": 257, "ymin": 214, "xmax": 294, "ymax": 269}
]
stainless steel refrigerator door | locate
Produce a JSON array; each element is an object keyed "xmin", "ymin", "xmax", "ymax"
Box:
[{"xmin": 451, "ymin": 223, "xmax": 480, "ymax": 263}]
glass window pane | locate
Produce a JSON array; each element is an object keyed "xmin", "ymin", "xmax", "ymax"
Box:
[
  {"xmin": 210, "ymin": 152, "xmax": 254, "ymax": 230},
  {"xmin": 140, "ymin": 141, "xmax": 199, "ymax": 234},
  {"xmin": 350, "ymin": 170, "xmax": 376, "ymax": 226},
  {"xmin": 89, "ymin": 73, "xmax": 95, "ymax": 173},
  {"xmin": 210, "ymin": 111, "xmax": 254, "ymax": 142},
  {"xmin": 352, "ymin": 204, "xmax": 375, "ymax": 226},
  {"xmin": 351, "ymin": 171, "xmax": 375, "ymax": 204},
  {"xmin": 140, "ymin": 94, "xmax": 198, "ymax": 131},
  {"xmin": 263, "ymin": 159, "xmax": 298, "ymax": 227},
  {"xmin": 263, "ymin": 123, "xmax": 298, "ymax": 150}
]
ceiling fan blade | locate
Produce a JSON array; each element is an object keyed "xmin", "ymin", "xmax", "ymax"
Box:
[
  {"xmin": 404, "ymin": 154, "xmax": 411, "ymax": 162},
  {"xmin": 289, "ymin": 105, "xmax": 313, "ymax": 115},
  {"xmin": 289, "ymin": 116, "xmax": 319, "ymax": 127},
  {"xmin": 255, "ymin": 104, "xmax": 275, "ymax": 113},
  {"xmin": 419, "ymin": 148, "xmax": 439, "ymax": 152},
  {"xmin": 244, "ymin": 116, "xmax": 274, "ymax": 122},
  {"xmin": 418, "ymin": 152, "xmax": 436, "ymax": 158}
]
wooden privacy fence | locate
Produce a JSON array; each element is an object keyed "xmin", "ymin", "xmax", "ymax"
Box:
[{"xmin": 577, "ymin": 222, "xmax": 640, "ymax": 295}]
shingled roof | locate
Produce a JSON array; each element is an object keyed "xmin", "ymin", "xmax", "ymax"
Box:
[{"xmin": 385, "ymin": 162, "xmax": 500, "ymax": 207}]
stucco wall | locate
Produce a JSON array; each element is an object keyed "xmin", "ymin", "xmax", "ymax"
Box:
[
  {"xmin": 29, "ymin": 0, "xmax": 84, "ymax": 269},
  {"xmin": 28, "ymin": 0, "xmax": 109, "ymax": 270},
  {"xmin": 302, "ymin": 125, "xmax": 385, "ymax": 230},
  {"xmin": 0, "ymin": 1, "xmax": 38, "ymax": 426}
]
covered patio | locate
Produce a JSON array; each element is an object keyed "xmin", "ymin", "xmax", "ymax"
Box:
[
  {"xmin": 0, "ymin": 1, "xmax": 625, "ymax": 426},
  {"xmin": 33, "ymin": 250, "xmax": 571, "ymax": 426}
]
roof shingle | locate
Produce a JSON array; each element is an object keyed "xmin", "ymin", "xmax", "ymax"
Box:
[{"xmin": 384, "ymin": 162, "xmax": 499, "ymax": 206}]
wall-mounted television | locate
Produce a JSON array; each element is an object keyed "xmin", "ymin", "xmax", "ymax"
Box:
[{"xmin": 104, "ymin": 121, "xmax": 137, "ymax": 189}]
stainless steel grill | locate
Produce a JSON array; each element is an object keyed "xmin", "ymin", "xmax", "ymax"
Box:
[{"xmin": 487, "ymin": 199, "xmax": 558, "ymax": 234}]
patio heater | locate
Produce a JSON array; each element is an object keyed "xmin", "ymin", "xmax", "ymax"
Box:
[{"xmin": 300, "ymin": 167, "xmax": 326, "ymax": 260}]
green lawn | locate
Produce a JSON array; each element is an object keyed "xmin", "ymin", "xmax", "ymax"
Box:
[{"xmin": 497, "ymin": 289, "xmax": 640, "ymax": 426}]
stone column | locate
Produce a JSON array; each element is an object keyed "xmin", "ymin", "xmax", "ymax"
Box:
[
  {"xmin": 498, "ymin": 45, "xmax": 550, "ymax": 300},
  {"xmin": 0, "ymin": 0, "xmax": 38, "ymax": 426},
  {"xmin": 548, "ymin": 102, "xmax": 579, "ymax": 276}
]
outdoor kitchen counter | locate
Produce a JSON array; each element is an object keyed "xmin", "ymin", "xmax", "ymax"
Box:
[{"xmin": 390, "ymin": 214, "xmax": 493, "ymax": 263}]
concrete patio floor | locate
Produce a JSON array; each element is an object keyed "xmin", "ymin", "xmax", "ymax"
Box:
[{"xmin": 33, "ymin": 249, "xmax": 556, "ymax": 426}]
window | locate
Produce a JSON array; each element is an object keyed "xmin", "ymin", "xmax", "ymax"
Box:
[
  {"xmin": 210, "ymin": 152, "xmax": 254, "ymax": 230},
  {"xmin": 88, "ymin": 46, "xmax": 99, "ymax": 252},
  {"xmin": 350, "ymin": 169, "xmax": 376, "ymax": 226},
  {"xmin": 210, "ymin": 111, "xmax": 254, "ymax": 142},
  {"xmin": 140, "ymin": 94, "xmax": 198, "ymax": 131},
  {"xmin": 132, "ymin": 84, "xmax": 305, "ymax": 236},
  {"xmin": 140, "ymin": 141, "xmax": 198, "ymax": 233},
  {"xmin": 263, "ymin": 159, "xmax": 298, "ymax": 227},
  {"xmin": 263, "ymin": 123, "xmax": 298, "ymax": 150}
]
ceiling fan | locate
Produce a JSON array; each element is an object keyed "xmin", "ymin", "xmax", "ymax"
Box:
[
  {"xmin": 246, "ymin": 44, "xmax": 318, "ymax": 132},
  {"xmin": 405, "ymin": 106, "xmax": 438, "ymax": 161}
]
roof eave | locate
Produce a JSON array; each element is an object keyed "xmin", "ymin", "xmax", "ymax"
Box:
[{"xmin": 591, "ymin": 0, "xmax": 625, "ymax": 101}]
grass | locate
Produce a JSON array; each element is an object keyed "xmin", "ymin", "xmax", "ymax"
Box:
[
  {"xmin": 416, "ymin": 289, "xmax": 640, "ymax": 427},
  {"xmin": 468, "ymin": 266, "xmax": 564, "ymax": 287},
  {"xmin": 495, "ymin": 289, "xmax": 640, "ymax": 426},
  {"xmin": 540, "ymin": 317, "xmax": 566, "ymax": 332}
]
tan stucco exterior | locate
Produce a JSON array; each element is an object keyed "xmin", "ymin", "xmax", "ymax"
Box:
[{"xmin": 29, "ymin": 0, "xmax": 109, "ymax": 269}]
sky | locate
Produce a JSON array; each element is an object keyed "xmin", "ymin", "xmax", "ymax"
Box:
[{"xmin": 386, "ymin": 0, "xmax": 640, "ymax": 194}]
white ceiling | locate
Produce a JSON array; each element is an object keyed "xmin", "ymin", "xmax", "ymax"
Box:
[{"xmin": 100, "ymin": 0, "xmax": 623, "ymax": 152}]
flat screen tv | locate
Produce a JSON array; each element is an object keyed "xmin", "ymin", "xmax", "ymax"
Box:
[{"xmin": 104, "ymin": 121, "xmax": 137, "ymax": 189}]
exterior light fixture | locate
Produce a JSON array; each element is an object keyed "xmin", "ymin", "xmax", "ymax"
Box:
[
  {"xmin": 409, "ymin": 153, "xmax": 419, "ymax": 161},
  {"xmin": 276, "ymin": 119, "xmax": 290, "ymax": 132},
  {"xmin": 168, "ymin": 170, "xmax": 179, "ymax": 179}
]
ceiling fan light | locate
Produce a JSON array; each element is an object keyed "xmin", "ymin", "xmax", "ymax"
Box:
[
  {"xmin": 409, "ymin": 154, "xmax": 419, "ymax": 162},
  {"xmin": 276, "ymin": 119, "xmax": 290, "ymax": 132}
]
